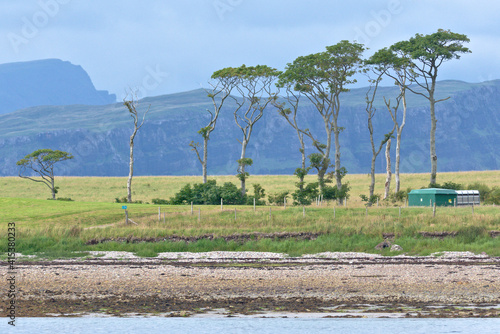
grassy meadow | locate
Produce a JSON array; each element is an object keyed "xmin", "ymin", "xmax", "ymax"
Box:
[
  {"xmin": 1, "ymin": 171, "xmax": 499, "ymax": 257},
  {"xmin": 2, "ymin": 170, "xmax": 499, "ymax": 204}
]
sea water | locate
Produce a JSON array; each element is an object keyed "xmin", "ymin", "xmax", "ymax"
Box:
[{"xmin": 2, "ymin": 318, "xmax": 499, "ymax": 334}]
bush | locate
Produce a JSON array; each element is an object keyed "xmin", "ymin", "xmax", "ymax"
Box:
[
  {"xmin": 152, "ymin": 198, "xmax": 169, "ymax": 205},
  {"xmin": 49, "ymin": 197, "xmax": 73, "ymax": 201},
  {"xmin": 219, "ymin": 182, "xmax": 246, "ymax": 205},
  {"xmin": 168, "ymin": 180, "xmax": 247, "ymax": 205},
  {"xmin": 268, "ymin": 191, "xmax": 290, "ymax": 206},
  {"xmin": 246, "ymin": 184, "xmax": 266, "ymax": 205},
  {"xmin": 467, "ymin": 182, "xmax": 491, "ymax": 202},
  {"xmin": 114, "ymin": 196, "xmax": 143, "ymax": 204},
  {"xmin": 360, "ymin": 194, "xmax": 380, "ymax": 206},
  {"xmin": 427, "ymin": 181, "xmax": 462, "ymax": 190},
  {"xmin": 484, "ymin": 187, "xmax": 500, "ymax": 205}
]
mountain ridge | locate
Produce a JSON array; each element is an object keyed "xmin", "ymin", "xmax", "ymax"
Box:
[
  {"xmin": 0, "ymin": 59, "xmax": 116, "ymax": 115},
  {"xmin": 1, "ymin": 80, "xmax": 499, "ymax": 177}
]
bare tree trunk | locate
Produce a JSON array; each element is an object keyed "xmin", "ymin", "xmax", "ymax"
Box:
[
  {"xmin": 127, "ymin": 134, "xmax": 135, "ymax": 203},
  {"xmin": 334, "ymin": 126, "xmax": 342, "ymax": 203},
  {"xmin": 369, "ymin": 154, "xmax": 376, "ymax": 199},
  {"xmin": 202, "ymin": 137, "xmax": 208, "ymax": 184},
  {"xmin": 51, "ymin": 176, "xmax": 56, "ymax": 199},
  {"xmin": 384, "ymin": 138, "xmax": 392, "ymax": 199},
  {"xmin": 299, "ymin": 140, "xmax": 306, "ymax": 190},
  {"xmin": 123, "ymin": 96, "xmax": 149, "ymax": 204},
  {"xmin": 429, "ymin": 95, "xmax": 437, "ymax": 185},
  {"xmin": 394, "ymin": 130, "xmax": 402, "ymax": 193},
  {"xmin": 239, "ymin": 142, "xmax": 248, "ymax": 196}
]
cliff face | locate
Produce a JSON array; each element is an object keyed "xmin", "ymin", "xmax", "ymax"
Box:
[
  {"xmin": 0, "ymin": 59, "xmax": 116, "ymax": 115},
  {"xmin": 1, "ymin": 81, "xmax": 499, "ymax": 176}
]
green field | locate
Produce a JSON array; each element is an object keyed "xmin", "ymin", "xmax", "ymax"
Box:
[
  {"xmin": 2, "ymin": 170, "xmax": 499, "ymax": 204},
  {"xmin": 1, "ymin": 171, "xmax": 499, "ymax": 258}
]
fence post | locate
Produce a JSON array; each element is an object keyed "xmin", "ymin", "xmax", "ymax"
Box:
[
  {"xmin": 221, "ymin": 198, "xmax": 223, "ymax": 211},
  {"xmin": 284, "ymin": 197, "xmax": 286, "ymax": 209},
  {"xmin": 163, "ymin": 212, "xmax": 166, "ymax": 224},
  {"xmin": 269, "ymin": 207, "xmax": 271, "ymax": 219},
  {"xmin": 303, "ymin": 206, "xmax": 305, "ymax": 218},
  {"xmin": 377, "ymin": 197, "xmax": 379, "ymax": 207},
  {"xmin": 158, "ymin": 207, "xmax": 161, "ymax": 221},
  {"xmin": 191, "ymin": 202, "xmax": 193, "ymax": 215},
  {"xmin": 366, "ymin": 206, "xmax": 368, "ymax": 217},
  {"xmin": 253, "ymin": 198, "xmax": 256, "ymax": 212},
  {"xmin": 125, "ymin": 210, "xmax": 128, "ymax": 224},
  {"xmin": 334, "ymin": 207, "xmax": 336, "ymax": 219},
  {"xmin": 433, "ymin": 203, "xmax": 436, "ymax": 217},
  {"xmin": 234, "ymin": 208, "xmax": 237, "ymax": 221},
  {"xmin": 399, "ymin": 207, "xmax": 401, "ymax": 218},
  {"xmin": 472, "ymin": 203, "xmax": 474, "ymax": 215},
  {"xmin": 198, "ymin": 208, "xmax": 201, "ymax": 221}
]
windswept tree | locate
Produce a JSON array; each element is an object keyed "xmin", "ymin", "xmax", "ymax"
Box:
[
  {"xmin": 367, "ymin": 47, "xmax": 413, "ymax": 194},
  {"xmin": 123, "ymin": 92, "xmax": 150, "ymax": 203},
  {"xmin": 363, "ymin": 71, "xmax": 396, "ymax": 202},
  {"xmin": 271, "ymin": 83, "xmax": 309, "ymax": 190},
  {"xmin": 212, "ymin": 65, "xmax": 280, "ymax": 196},
  {"xmin": 392, "ymin": 29, "xmax": 470, "ymax": 185},
  {"xmin": 279, "ymin": 41, "xmax": 365, "ymax": 198},
  {"xmin": 190, "ymin": 75, "xmax": 237, "ymax": 184},
  {"xmin": 16, "ymin": 149, "xmax": 74, "ymax": 199}
]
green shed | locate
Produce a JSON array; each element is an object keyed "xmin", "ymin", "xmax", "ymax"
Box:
[{"xmin": 408, "ymin": 188, "xmax": 457, "ymax": 207}]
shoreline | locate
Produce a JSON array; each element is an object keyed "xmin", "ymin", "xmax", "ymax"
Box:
[{"xmin": 1, "ymin": 251, "xmax": 499, "ymax": 318}]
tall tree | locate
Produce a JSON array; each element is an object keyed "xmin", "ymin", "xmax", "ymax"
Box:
[
  {"xmin": 368, "ymin": 47, "xmax": 412, "ymax": 193},
  {"xmin": 364, "ymin": 71, "xmax": 396, "ymax": 201},
  {"xmin": 212, "ymin": 65, "xmax": 280, "ymax": 196},
  {"xmin": 123, "ymin": 93, "xmax": 150, "ymax": 203},
  {"xmin": 392, "ymin": 29, "xmax": 470, "ymax": 185},
  {"xmin": 279, "ymin": 41, "xmax": 365, "ymax": 197},
  {"xmin": 271, "ymin": 83, "xmax": 309, "ymax": 190},
  {"xmin": 190, "ymin": 76, "xmax": 237, "ymax": 183},
  {"xmin": 16, "ymin": 149, "xmax": 73, "ymax": 199}
]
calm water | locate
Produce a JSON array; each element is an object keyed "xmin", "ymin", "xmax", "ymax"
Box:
[{"xmin": 2, "ymin": 318, "xmax": 499, "ymax": 334}]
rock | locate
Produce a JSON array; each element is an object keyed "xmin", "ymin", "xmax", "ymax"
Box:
[
  {"xmin": 390, "ymin": 244, "xmax": 403, "ymax": 251},
  {"xmin": 375, "ymin": 240, "xmax": 392, "ymax": 250}
]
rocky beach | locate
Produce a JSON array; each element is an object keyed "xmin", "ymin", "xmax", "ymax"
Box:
[{"xmin": 2, "ymin": 251, "xmax": 499, "ymax": 318}]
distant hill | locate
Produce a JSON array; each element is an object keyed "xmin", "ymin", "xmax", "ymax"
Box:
[
  {"xmin": 0, "ymin": 80, "xmax": 499, "ymax": 176},
  {"xmin": 0, "ymin": 59, "xmax": 116, "ymax": 115}
]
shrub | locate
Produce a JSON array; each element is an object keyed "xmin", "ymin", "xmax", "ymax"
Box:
[
  {"xmin": 220, "ymin": 182, "xmax": 245, "ymax": 205},
  {"xmin": 168, "ymin": 184, "xmax": 194, "ymax": 205},
  {"xmin": 114, "ymin": 196, "xmax": 143, "ymax": 204},
  {"xmin": 268, "ymin": 191, "xmax": 290, "ymax": 206},
  {"xmin": 427, "ymin": 181, "xmax": 462, "ymax": 190},
  {"xmin": 485, "ymin": 187, "xmax": 500, "ymax": 205},
  {"xmin": 168, "ymin": 180, "xmax": 246, "ymax": 205},
  {"xmin": 360, "ymin": 194, "xmax": 380, "ymax": 206},
  {"xmin": 246, "ymin": 183, "xmax": 266, "ymax": 205},
  {"xmin": 152, "ymin": 198, "xmax": 169, "ymax": 205}
]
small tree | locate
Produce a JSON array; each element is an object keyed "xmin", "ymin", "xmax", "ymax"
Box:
[
  {"xmin": 16, "ymin": 149, "xmax": 73, "ymax": 199},
  {"xmin": 123, "ymin": 92, "xmax": 150, "ymax": 203}
]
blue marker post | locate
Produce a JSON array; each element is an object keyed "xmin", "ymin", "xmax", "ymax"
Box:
[{"xmin": 122, "ymin": 205, "xmax": 128, "ymax": 224}]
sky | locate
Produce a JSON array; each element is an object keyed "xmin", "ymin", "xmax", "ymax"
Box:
[{"xmin": 1, "ymin": 0, "xmax": 499, "ymax": 99}]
